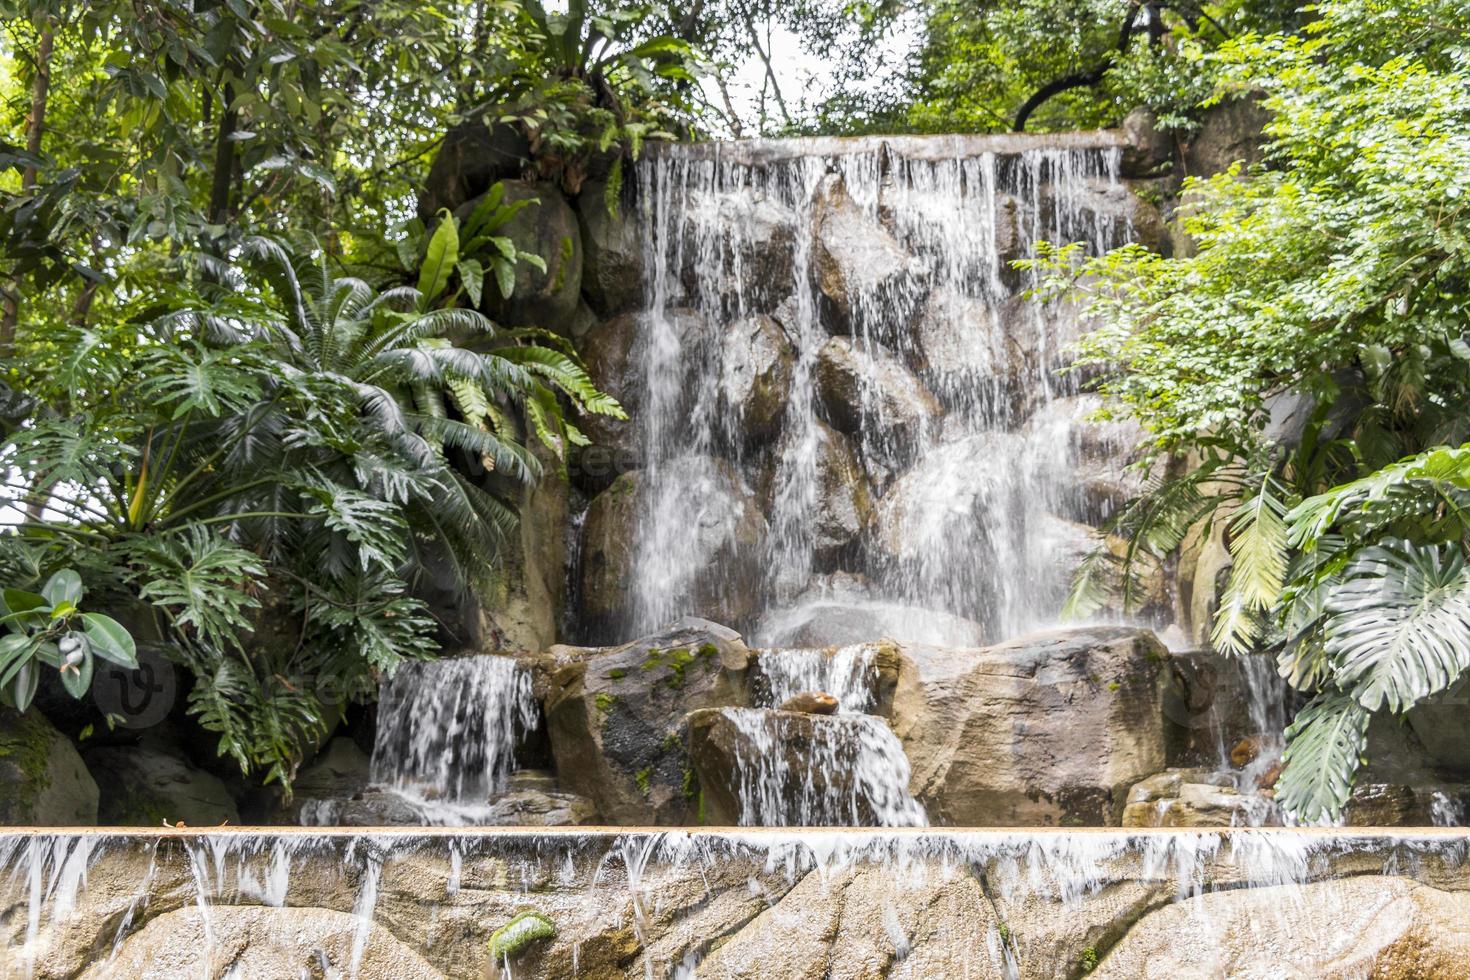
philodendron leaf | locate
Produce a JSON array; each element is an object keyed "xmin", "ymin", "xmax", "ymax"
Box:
[
  {"xmin": 41, "ymin": 569, "xmax": 83, "ymax": 607},
  {"xmin": 82, "ymin": 613, "xmax": 138, "ymax": 669}
]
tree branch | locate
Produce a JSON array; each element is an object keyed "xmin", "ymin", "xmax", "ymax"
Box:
[{"xmin": 1013, "ymin": 1, "xmax": 1146, "ymax": 132}]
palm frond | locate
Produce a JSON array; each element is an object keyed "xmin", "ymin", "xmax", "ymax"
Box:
[{"xmin": 1211, "ymin": 475, "xmax": 1291, "ymax": 656}]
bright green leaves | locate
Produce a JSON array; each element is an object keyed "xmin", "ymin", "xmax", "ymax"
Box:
[
  {"xmin": 417, "ymin": 209, "xmax": 460, "ymax": 310},
  {"xmin": 0, "ymin": 568, "xmax": 136, "ymax": 711},
  {"xmin": 1211, "ymin": 476, "xmax": 1292, "ymax": 657},
  {"xmin": 1275, "ymin": 690, "xmax": 1371, "ymax": 824},
  {"xmin": 132, "ymin": 527, "xmax": 265, "ymax": 655}
]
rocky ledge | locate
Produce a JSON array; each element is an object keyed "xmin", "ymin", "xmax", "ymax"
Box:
[{"xmin": 4, "ymin": 829, "xmax": 1470, "ymax": 979}]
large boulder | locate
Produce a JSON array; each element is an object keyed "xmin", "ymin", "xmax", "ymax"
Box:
[
  {"xmin": 911, "ymin": 290, "xmax": 1034, "ymax": 418},
  {"xmin": 813, "ymin": 175, "xmax": 915, "ymax": 333},
  {"xmin": 418, "ymin": 118, "xmax": 531, "ymax": 218},
  {"xmin": 894, "ymin": 626, "xmax": 1172, "ymax": 825},
  {"xmin": 85, "ymin": 735, "xmax": 239, "ymax": 827},
  {"xmin": 677, "ymin": 186, "xmax": 799, "ymax": 315},
  {"xmin": 577, "ymin": 176, "xmax": 644, "ymax": 316},
  {"xmin": 719, "ymin": 313, "xmax": 796, "ymax": 440},
  {"xmin": 543, "ymin": 618, "xmax": 752, "ymax": 823},
  {"xmin": 466, "ymin": 180, "xmax": 583, "ymax": 332},
  {"xmin": 1120, "ymin": 105, "xmax": 1174, "ymax": 178},
  {"xmin": 0, "ymin": 706, "xmax": 98, "ymax": 826},
  {"xmin": 577, "ymin": 457, "xmax": 767, "ymax": 639},
  {"xmin": 1182, "ymin": 95, "xmax": 1270, "ymax": 178},
  {"xmin": 815, "ymin": 335, "xmax": 940, "ymax": 440}
]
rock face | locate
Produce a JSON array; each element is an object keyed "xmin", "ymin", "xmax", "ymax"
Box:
[
  {"xmin": 0, "ymin": 707, "xmax": 97, "ymax": 826},
  {"xmin": 577, "ymin": 457, "xmax": 767, "ymax": 638},
  {"xmin": 471, "ymin": 180, "xmax": 583, "ymax": 331},
  {"xmin": 816, "ymin": 336, "xmax": 940, "ymax": 438},
  {"xmin": 85, "ymin": 737, "xmax": 239, "ymax": 827},
  {"xmin": 419, "ymin": 119, "xmax": 531, "ymax": 217},
  {"xmin": 719, "ymin": 313, "xmax": 795, "ymax": 439},
  {"xmin": 577, "ymin": 177, "xmax": 643, "ymax": 316},
  {"xmin": 543, "ymin": 619, "xmax": 752, "ymax": 823},
  {"xmin": 78, "ymin": 905, "xmax": 444, "ymax": 979},
  {"xmin": 813, "ymin": 175, "xmax": 913, "ymax": 332},
  {"xmin": 808, "ymin": 421, "xmax": 874, "ymax": 560},
  {"xmin": 1120, "ymin": 769, "xmax": 1273, "ymax": 828},
  {"xmin": 894, "ymin": 627, "xmax": 1171, "ymax": 825}
]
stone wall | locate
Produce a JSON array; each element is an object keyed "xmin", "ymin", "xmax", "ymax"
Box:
[{"xmin": 4, "ymin": 828, "xmax": 1470, "ymax": 979}]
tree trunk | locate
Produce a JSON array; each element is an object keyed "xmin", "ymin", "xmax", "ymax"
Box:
[
  {"xmin": 1, "ymin": 17, "xmax": 55, "ymax": 352},
  {"xmin": 208, "ymin": 83, "xmax": 239, "ymax": 225}
]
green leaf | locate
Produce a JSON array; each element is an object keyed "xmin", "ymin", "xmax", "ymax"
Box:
[
  {"xmin": 1277, "ymin": 690, "xmax": 1370, "ymax": 823},
  {"xmin": 41, "ymin": 569, "xmax": 83, "ymax": 607},
  {"xmin": 493, "ymin": 258, "xmax": 516, "ymax": 300},
  {"xmin": 82, "ymin": 613, "xmax": 138, "ymax": 669},
  {"xmin": 416, "ymin": 209, "xmax": 459, "ymax": 310},
  {"xmin": 1, "ymin": 589, "xmax": 49, "ymax": 630},
  {"xmin": 1324, "ymin": 540, "xmax": 1470, "ymax": 713},
  {"xmin": 457, "ymin": 259, "xmax": 484, "ymax": 308},
  {"xmin": 11, "ymin": 662, "xmax": 39, "ymax": 712},
  {"xmin": 1211, "ymin": 476, "xmax": 1290, "ymax": 656},
  {"xmin": 59, "ymin": 650, "xmax": 94, "ymax": 699}
]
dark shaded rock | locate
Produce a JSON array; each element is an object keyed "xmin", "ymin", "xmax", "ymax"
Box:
[
  {"xmin": 719, "ymin": 313, "xmax": 795, "ymax": 440},
  {"xmin": 543, "ymin": 618, "xmax": 752, "ymax": 824},
  {"xmin": 419, "ymin": 119, "xmax": 531, "ymax": 218},
  {"xmin": 86, "ymin": 735, "xmax": 239, "ymax": 826},
  {"xmin": 1121, "ymin": 106, "xmax": 1174, "ymax": 178},
  {"xmin": 0, "ymin": 706, "xmax": 97, "ymax": 826},
  {"xmin": 894, "ymin": 626, "xmax": 1172, "ymax": 825},
  {"xmin": 466, "ymin": 180, "xmax": 583, "ymax": 332},
  {"xmin": 577, "ymin": 177, "xmax": 643, "ymax": 316}
]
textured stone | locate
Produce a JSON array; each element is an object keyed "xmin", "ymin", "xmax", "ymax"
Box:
[
  {"xmin": 86, "ymin": 737, "xmax": 239, "ymax": 827},
  {"xmin": 894, "ymin": 627, "xmax": 1172, "ymax": 825},
  {"xmin": 469, "ymin": 180, "xmax": 583, "ymax": 332},
  {"xmin": 543, "ymin": 619, "xmax": 751, "ymax": 824},
  {"xmin": 577, "ymin": 177, "xmax": 643, "ymax": 316},
  {"xmin": 719, "ymin": 313, "xmax": 796, "ymax": 440},
  {"xmin": 816, "ymin": 336, "xmax": 940, "ymax": 438},
  {"xmin": 0, "ymin": 706, "xmax": 97, "ymax": 826}
]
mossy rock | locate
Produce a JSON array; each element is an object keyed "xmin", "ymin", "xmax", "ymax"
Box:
[
  {"xmin": 0, "ymin": 706, "xmax": 98, "ymax": 826},
  {"xmin": 487, "ymin": 910, "xmax": 556, "ymax": 962}
]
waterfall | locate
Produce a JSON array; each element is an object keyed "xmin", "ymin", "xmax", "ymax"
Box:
[
  {"xmin": 300, "ymin": 656, "xmax": 537, "ymax": 825},
  {"xmin": 604, "ymin": 135, "xmax": 1134, "ymax": 648}
]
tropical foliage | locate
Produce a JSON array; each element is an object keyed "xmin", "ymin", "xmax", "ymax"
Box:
[{"xmin": 1047, "ymin": 0, "xmax": 1470, "ymax": 821}]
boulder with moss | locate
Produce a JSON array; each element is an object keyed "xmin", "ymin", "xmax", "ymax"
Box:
[{"xmin": 0, "ymin": 706, "xmax": 98, "ymax": 826}]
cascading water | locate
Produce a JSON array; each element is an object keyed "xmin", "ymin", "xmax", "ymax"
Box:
[
  {"xmin": 607, "ymin": 135, "xmax": 1136, "ymax": 650},
  {"xmin": 715, "ymin": 644, "xmax": 926, "ymax": 828},
  {"xmin": 300, "ymin": 655, "xmax": 537, "ymax": 826}
]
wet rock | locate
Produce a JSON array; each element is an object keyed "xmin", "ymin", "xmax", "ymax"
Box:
[
  {"xmin": 808, "ymin": 420, "xmax": 875, "ymax": 560},
  {"xmin": 86, "ymin": 735, "xmax": 239, "ymax": 827},
  {"xmin": 677, "ymin": 187, "xmax": 799, "ymax": 314},
  {"xmin": 686, "ymin": 706, "xmax": 924, "ymax": 827},
  {"xmin": 467, "ymin": 180, "xmax": 583, "ymax": 332},
  {"xmin": 719, "ymin": 313, "xmax": 795, "ymax": 440},
  {"xmin": 577, "ymin": 176, "xmax": 643, "ymax": 315},
  {"xmin": 776, "ymin": 692, "xmax": 839, "ymax": 715},
  {"xmin": 80, "ymin": 905, "xmax": 443, "ymax": 979},
  {"xmin": 543, "ymin": 618, "xmax": 752, "ymax": 823},
  {"xmin": 279, "ymin": 736, "xmax": 371, "ymax": 821},
  {"xmin": 576, "ymin": 457, "xmax": 767, "ymax": 639},
  {"xmin": 575, "ymin": 308, "xmax": 710, "ymax": 480},
  {"xmin": 894, "ymin": 626, "xmax": 1172, "ymax": 825},
  {"xmin": 1094, "ymin": 876, "xmax": 1470, "ymax": 978},
  {"xmin": 813, "ymin": 175, "xmax": 915, "ymax": 333},
  {"xmin": 911, "ymin": 289, "xmax": 1034, "ymax": 416},
  {"xmin": 816, "ymin": 335, "xmax": 940, "ymax": 437},
  {"xmin": 0, "ymin": 706, "xmax": 97, "ymax": 826},
  {"xmin": 1120, "ymin": 769, "xmax": 1274, "ymax": 828},
  {"xmin": 753, "ymin": 573, "xmax": 987, "ymax": 649}
]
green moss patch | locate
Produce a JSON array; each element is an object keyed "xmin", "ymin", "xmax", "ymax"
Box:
[{"xmin": 487, "ymin": 910, "xmax": 556, "ymax": 962}]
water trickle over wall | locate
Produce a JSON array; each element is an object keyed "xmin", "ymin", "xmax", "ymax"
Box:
[{"xmin": 589, "ymin": 135, "xmax": 1140, "ymax": 648}]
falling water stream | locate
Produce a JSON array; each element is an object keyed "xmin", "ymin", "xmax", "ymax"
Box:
[{"xmin": 615, "ymin": 136, "xmax": 1133, "ymax": 649}]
